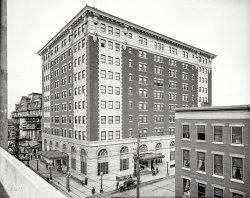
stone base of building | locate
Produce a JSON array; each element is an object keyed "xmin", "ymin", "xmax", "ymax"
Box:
[{"xmin": 42, "ymin": 135, "xmax": 175, "ymax": 182}]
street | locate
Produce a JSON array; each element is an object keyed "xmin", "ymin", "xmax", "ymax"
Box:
[{"xmin": 107, "ymin": 177, "xmax": 175, "ymax": 198}]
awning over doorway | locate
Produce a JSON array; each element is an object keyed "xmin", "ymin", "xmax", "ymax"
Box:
[
  {"xmin": 20, "ymin": 141, "xmax": 41, "ymax": 149},
  {"xmin": 139, "ymin": 153, "xmax": 165, "ymax": 162},
  {"xmin": 37, "ymin": 150, "xmax": 68, "ymax": 160}
]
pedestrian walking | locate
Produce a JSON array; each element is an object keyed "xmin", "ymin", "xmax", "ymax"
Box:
[
  {"xmin": 156, "ymin": 167, "xmax": 158, "ymax": 174},
  {"xmin": 85, "ymin": 177, "xmax": 88, "ymax": 185},
  {"xmin": 92, "ymin": 187, "xmax": 95, "ymax": 195},
  {"xmin": 153, "ymin": 170, "xmax": 156, "ymax": 176},
  {"xmin": 46, "ymin": 162, "xmax": 48, "ymax": 170},
  {"xmin": 116, "ymin": 182, "xmax": 119, "ymax": 190}
]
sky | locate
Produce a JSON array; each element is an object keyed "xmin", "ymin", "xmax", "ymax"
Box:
[{"xmin": 7, "ymin": 0, "xmax": 250, "ymax": 116}]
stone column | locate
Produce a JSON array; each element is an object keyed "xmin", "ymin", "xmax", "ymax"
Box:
[{"xmin": 0, "ymin": 0, "xmax": 7, "ymax": 149}]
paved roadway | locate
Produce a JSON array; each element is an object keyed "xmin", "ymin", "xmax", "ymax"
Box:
[{"xmin": 107, "ymin": 177, "xmax": 175, "ymax": 198}]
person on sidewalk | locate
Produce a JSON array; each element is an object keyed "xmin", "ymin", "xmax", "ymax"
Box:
[
  {"xmin": 116, "ymin": 182, "xmax": 119, "ymax": 190},
  {"xmin": 156, "ymin": 167, "xmax": 158, "ymax": 175},
  {"xmin": 92, "ymin": 187, "xmax": 95, "ymax": 195}
]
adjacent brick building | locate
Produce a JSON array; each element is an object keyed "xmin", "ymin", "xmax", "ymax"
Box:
[
  {"xmin": 11, "ymin": 93, "xmax": 42, "ymax": 141},
  {"xmin": 175, "ymin": 105, "xmax": 250, "ymax": 198},
  {"xmin": 37, "ymin": 5, "xmax": 216, "ymax": 180}
]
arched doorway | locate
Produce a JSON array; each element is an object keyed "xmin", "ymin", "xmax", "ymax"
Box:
[
  {"xmin": 120, "ymin": 146, "xmax": 129, "ymax": 171},
  {"xmin": 80, "ymin": 149, "xmax": 87, "ymax": 174},
  {"xmin": 71, "ymin": 146, "xmax": 76, "ymax": 170},
  {"xmin": 97, "ymin": 149, "xmax": 108, "ymax": 175}
]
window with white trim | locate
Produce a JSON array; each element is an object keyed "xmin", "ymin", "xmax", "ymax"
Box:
[
  {"xmin": 197, "ymin": 152, "xmax": 205, "ymax": 172},
  {"xmin": 214, "ymin": 154, "xmax": 223, "ymax": 176},
  {"xmin": 231, "ymin": 126, "xmax": 243, "ymax": 144},
  {"xmin": 232, "ymin": 157, "xmax": 243, "ymax": 181}
]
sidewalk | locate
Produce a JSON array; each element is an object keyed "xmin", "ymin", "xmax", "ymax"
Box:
[{"xmin": 28, "ymin": 159, "xmax": 175, "ymax": 198}]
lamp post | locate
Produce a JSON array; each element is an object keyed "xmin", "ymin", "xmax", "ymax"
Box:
[
  {"xmin": 100, "ymin": 172, "xmax": 103, "ymax": 193},
  {"xmin": 35, "ymin": 156, "xmax": 39, "ymax": 171},
  {"xmin": 166, "ymin": 161, "xmax": 169, "ymax": 177},
  {"xmin": 48, "ymin": 162, "xmax": 53, "ymax": 180},
  {"xmin": 66, "ymin": 171, "xmax": 71, "ymax": 192}
]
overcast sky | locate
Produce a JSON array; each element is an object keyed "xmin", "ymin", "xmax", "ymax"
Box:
[{"xmin": 7, "ymin": 0, "xmax": 250, "ymax": 116}]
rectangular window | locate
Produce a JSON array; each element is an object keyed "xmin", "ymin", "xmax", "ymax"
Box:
[
  {"xmin": 115, "ymin": 28, "xmax": 120, "ymax": 37},
  {"xmin": 101, "ymin": 100, "xmax": 106, "ymax": 109},
  {"xmin": 120, "ymin": 158, "xmax": 129, "ymax": 171},
  {"xmin": 115, "ymin": 72, "xmax": 120, "ymax": 80},
  {"xmin": 100, "ymin": 70, "xmax": 106, "ymax": 78},
  {"xmin": 100, "ymin": 39, "xmax": 106, "ymax": 48},
  {"xmin": 115, "ymin": 116, "xmax": 120, "ymax": 124},
  {"xmin": 213, "ymin": 187, "xmax": 223, "ymax": 198},
  {"xmin": 115, "ymin": 58, "xmax": 120, "ymax": 66},
  {"xmin": 98, "ymin": 162, "xmax": 108, "ymax": 175},
  {"xmin": 108, "ymin": 101, "xmax": 113, "ymax": 109},
  {"xmin": 232, "ymin": 157, "xmax": 243, "ymax": 180},
  {"xmin": 115, "ymin": 87, "xmax": 120, "ymax": 95},
  {"xmin": 197, "ymin": 125, "xmax": 206, "ymax": 140},
  {"xmin": 183, "ymin": 178, "xmax": 190, "ymax": 197},
  {"xmin": 100, "ymin": 54, "xmax": 106, "ymax": 63},
  {"xmin": 115, "ymin": 130, "xmax": 120, "ymax": 139},
  {"xmin": 108, "ymin": 116, "xmax": 114, "ymax": 124},
  {"xmin": 108, "ymin": 56, "xmax": 113, "ymax": 65},
  {"xmin": 214, "ymin": 154, "xmax": 223, "ymax": 176},
  {"xmin": 108, "ymin": 71, "xmax": 113, "ymax": 79},
  {"xmin": 108, "ymin": 26, "xmax": 113, "ymax": 35},
  {"xmin": 183, "ymin": 150, "xmax": 190, "ymax": 168},
  {"xmin": 100, "ymin": 23, "xmax": 106, "ymax": 32},
  {"xmin": 115, "ymin": 43, "xmax": 120, "ymax": 51},
  {"xmin": 108, "ymin": 131, "xmax": 113, "ymax": 140},
  {"xmin": 101, "ymin": 116, "xmax": 106, "ymax": 124},
  {"xmin": 232, "ymin": 127, "xmax": 243, "ymax": 144},
  {"xmin": 101, "ymin": 131, "xmax": 106, "ymax": 140},
  {"xmin": 214, "ymin": 126, "xmax": 223, "ymax": 142},
  {"xmin": 197, "ymin": 152, "xmax": 205, "ymax": 172},
  {"xmin": 183, "ymin": 125, "xmax": 190, "ymax": 139},
  {"xmin": 198, "ymin": 183, "xmax": 206, "ymax": 198},
  {"xmin": 115, "ymin": 101, "xmax": 120, "ymax": 109},
  {"xmin": 108, "ymin": 41, "xmax": 113, "ymax": 50},
  {"xmin": 108, "ymin": 86, "xmax": 113, "ymax": 94},
  {"xmin": 100, "ymin": 85, "xmax": 106, "ymax": 93},
  {"xmin": 232, "ymin": 193, "xmax": 243, "ymax": 198}
]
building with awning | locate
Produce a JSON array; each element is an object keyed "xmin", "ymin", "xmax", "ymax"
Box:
[
  {"xmin": 139, "ymin": 153, "xmax": 165, "ymax": 162},
  {"xmin": 38, "ymin": 150, "xmax": 68, "ymax": 160}
]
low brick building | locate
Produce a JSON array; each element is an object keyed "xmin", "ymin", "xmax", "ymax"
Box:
[{"xmin": 175, "ymin": 105, "xmax": 250, "ymax": 198}]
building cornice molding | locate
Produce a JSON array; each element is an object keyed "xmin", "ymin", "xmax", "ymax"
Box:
[{"xmin": 37, "ymin": 5, "xmax": 216, "ymax": 59}]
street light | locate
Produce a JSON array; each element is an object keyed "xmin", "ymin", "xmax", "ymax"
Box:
[
  {"xmin": 66, "ymin": 171, "xmax": 71, "ymax": 192},
  {"xmin": 100, "ymin": 172, "xmax": 103, "ymax": 193},
  {"xmin": 48, "ymin": 162, "xmax": 53, "ymax": 180},
  {"xmin": 166, "ymin": 161, "xmax": 169, "ymax": 177},
  {"xmin": 35, "ymin": 156, "xmax": 39, "ymax": 171}
]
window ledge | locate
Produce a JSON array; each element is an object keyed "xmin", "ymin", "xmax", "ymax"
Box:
[
  {"xmin": 230, "ymin": 178, "xmax": 244, "ymax": 184},
  {"xmin": 181, "ymin": 138, "xmax": 190, "ymax": 141},
  {"xmin": 196, "ymin": 140, "xmax": 206, "ymax": 143},
  {"xmin": 230, "ymin": 143, "xmax": 244, "ymax": 147},
  {"xmin": 196, "ymin": 171, "xmax": 206, "ymax": 174},
  {"xmin": 212, "ymin": 174, "xmax": 224, "ymax": 179},
  {"xmin": 182, "ymin": 167, "xmax": 190, "ymax": 171},
  {"xmin": 212, "ymin": 142, "xmax": 223, "ymax": 145}
]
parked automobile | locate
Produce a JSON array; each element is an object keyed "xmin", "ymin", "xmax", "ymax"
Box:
[{"xmin": 119, "ymin": 179, "xmax": 137, "ymax": 192}]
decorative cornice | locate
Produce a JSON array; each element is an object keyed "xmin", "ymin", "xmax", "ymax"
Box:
[{"xmin": 37, "ymin": 5, "xmax": 216, "ymax": 59}]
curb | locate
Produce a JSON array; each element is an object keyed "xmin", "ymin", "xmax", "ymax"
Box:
[{"xmin": 95, "ymin": 175, "xmax": 175, "ymax": 197}]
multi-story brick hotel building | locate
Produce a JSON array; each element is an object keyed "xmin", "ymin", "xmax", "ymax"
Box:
[
  {"xmin": 37, "ymin": 5, "xmax": 216, "ymax": 179},
  {"xmin": 175, "ymin": 105, "xmax": 250, "ymax": 198}
]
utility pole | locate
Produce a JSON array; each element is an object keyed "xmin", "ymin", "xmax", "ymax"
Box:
[
  {"xmin": 136, "ymin": 122, "xmax": 140, "ymax": 198},
  {"xmin": 0, "ymin": 0, "xmax": 8, "ymax": 150}
]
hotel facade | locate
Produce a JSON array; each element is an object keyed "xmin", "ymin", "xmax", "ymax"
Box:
[
  {"xmin": 11, "ymin": 93, "xmax": 42, "ymax": 141},
  {"xmin": 37, "ymin": 5, "xmax": 216, "ymax": 180},
  {"xmin": 175, "ymin": 105, "xmax": 250, "ymax": 198}
]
